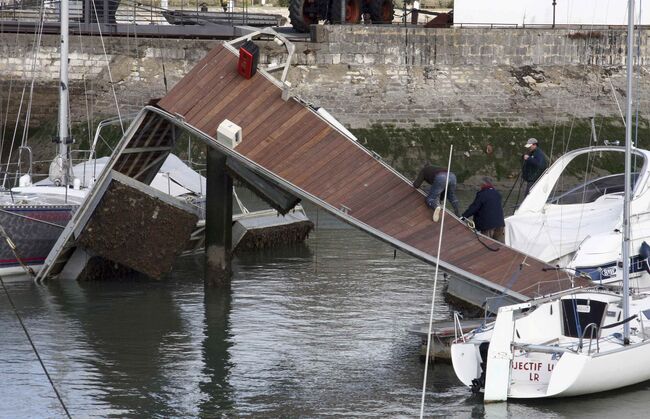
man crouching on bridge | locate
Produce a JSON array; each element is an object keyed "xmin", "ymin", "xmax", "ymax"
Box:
[{"xmin": 413, "ymin": 164, "xmax": 461, "ymax": 222}]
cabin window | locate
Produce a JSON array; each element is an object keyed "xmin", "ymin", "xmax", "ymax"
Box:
[
  {"xmin": 561, "ymin": 299, "xmax": 608, "ymax": 338},
  {"xmin": 547, "ymin": 152, "xmax": 643, "ymax": 205}
]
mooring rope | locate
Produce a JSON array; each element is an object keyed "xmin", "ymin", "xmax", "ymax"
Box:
[
  {"xmin": 419, "ymin": 145, "xmax": 453, "ymax": 418},
  {"xmin": 463, "ymin": 219, "xmax": 500, "ymax": 252},
  {"xmin": 0, "ymin": 277, "xmax": 71, "ymax": 418},
  {"xmin": 0, "ymin": 225, "xmax": 35, "ymax": 277}
]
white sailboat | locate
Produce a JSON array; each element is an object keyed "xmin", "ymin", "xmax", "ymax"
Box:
[
  {"xmin": 451, "ymin": 0, "xmax": 650, "ymax": 401},
  {"xmin": 0, "ymin": 0, "xmax": 90, "ymax": 277}
]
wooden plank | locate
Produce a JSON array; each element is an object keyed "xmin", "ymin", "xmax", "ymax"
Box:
[
  {"xmin": 351, "ymin": 178, "xmax": 412, "ymax": 221},
  {"xmin": 157, "ymin": 46, "xmax": 225, "ymax": 110},
  {"xmin": 277, "ymin": 131, "xmax": 351, "ymax": 187},
  {"xmin": 238, "ymin": 98, "xmax": 307, "ymax": 148},
  {"xmin": 183, "ymin": 63, "xmax": 243, "ymax": 126},
  {"xmin": 258, "ymin": 115, "xmax": 332, "ymax": 169},
  {"xmin": 163, "ymin": 48, "xmax": 235, "ymax": 117},
  {"xmin": 219, "ymin": 79, "xmax": 278, "ymax": 131},
  {"xmin": 303, "ymin": 149, "xmax": 371, "ymax": 194},
  {"xmin": 239, "ymin": 106, "xmax": 309, "ymax": 161},
  {"xmin": 232, "ymin": 88, "xmax": 285, "ymax": 143},
  {"xmin": 192, "ymin": 68, "xmax": 267, "ymax": 130},
  {"xmin": 339, "ymin": 171, "xmax": 402, "ymax": 215},
  {"xmin": 257, "ymin": 109, "xmax": 319, "ymax": 160},
  {"xmin": 325, "ymin": 159, "xmax": 385, "ymax": 204},
  {"xmin": 272, "ymin": 127, "xmax": 339, "ymax": 177},
  {"xmin": 364, "ymin": 192, "xmax": 423, "ymax": 228},
  {"xmin": 382, "ymin": 206, "xmax": 434, "ymax": 237}
]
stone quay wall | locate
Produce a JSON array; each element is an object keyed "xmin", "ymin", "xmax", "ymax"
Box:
[{"xmin": 0, "ymin": 25, "xmax": 647, "ymax": 130}]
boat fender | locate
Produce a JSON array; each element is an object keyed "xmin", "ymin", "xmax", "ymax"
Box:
[{"xmin": 640, "ymin": 241, "xmax": 650, "ymax": 274}]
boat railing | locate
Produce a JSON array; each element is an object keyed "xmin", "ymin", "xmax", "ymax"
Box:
[
  {"xmin": 453, "ymin": 311, "xmax": 466, "ymax": 342},
  {"xmin": 512, "ymin": 342, "xmax": 577, "ymax": 355},
  {"xmin": 578, "ymin": 323, "xmax": 600, "ymax": 354}
]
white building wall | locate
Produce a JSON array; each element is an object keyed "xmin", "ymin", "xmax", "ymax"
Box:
[{"xmin": 454, "ymin": 0, "xmax": 649, "ymax": 27}]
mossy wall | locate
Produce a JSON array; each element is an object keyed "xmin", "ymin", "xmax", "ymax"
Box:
[{"xmin": 352, "ymin": 117, "xmax": 649, "ymax": 185}]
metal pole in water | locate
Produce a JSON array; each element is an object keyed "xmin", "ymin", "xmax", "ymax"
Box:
[{"xmin": 205, "ymin": 148, "xmax": 233, "ymax": 287}]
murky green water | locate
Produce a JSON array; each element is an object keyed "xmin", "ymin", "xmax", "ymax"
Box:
[{"xmin": 2, "ymin": 206, "xmax": 650, "ymax": 417}]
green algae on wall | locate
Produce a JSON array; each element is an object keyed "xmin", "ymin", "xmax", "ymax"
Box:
[{"xmin": 351, "ymin": 118, "xmax": 650, "ymax": 186}]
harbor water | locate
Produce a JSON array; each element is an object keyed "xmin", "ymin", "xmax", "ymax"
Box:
[{"xmin": 2, "ymin": 205, "xmax": 650, "ymax": 417}]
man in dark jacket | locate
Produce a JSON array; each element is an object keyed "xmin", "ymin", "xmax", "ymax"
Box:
[
  {"xmin": 462, "ymin": 178, "xmax": 505, "ymax": 242},
  {"xmin": 522, "ymin": 138, "xmax": 548, "ymax": 195},
  {"xmin": 413, "ymin": 164, "xmax": 460, "ymax": 220}
]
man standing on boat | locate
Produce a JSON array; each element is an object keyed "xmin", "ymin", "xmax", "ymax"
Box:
[
  {"xmin": 413, "ymin": 164, "xmax": 460, "ymax": 221},
  {"xmin": 522, "ymin": 138, "xmax": 548, "ymax": 195},
  {"xmin": 461, "ymin": 177, "xmax": 505, "ymax": 242}
]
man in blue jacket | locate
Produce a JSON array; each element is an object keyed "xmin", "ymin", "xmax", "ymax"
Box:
[
  {"xmin": 462, "ymin": 177, "xmax": 505, "ymax": 242},
  {"xmin": 522, "ymin": 138, "xmax": 548, "ymax": 195}
]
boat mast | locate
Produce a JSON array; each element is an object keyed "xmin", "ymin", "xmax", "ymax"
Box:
[
  {"xmin": 58, "ymin": 0, "xmax": 71, "ymax": 184},
  {"xmin": 623, "ymin": 0, "xmax": 635, "ymax": 344}
]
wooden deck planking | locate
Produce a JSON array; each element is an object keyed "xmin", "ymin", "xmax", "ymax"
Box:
[
  {"xmin": 258, "ymin": 109, "xmax": 319, "ymax": 157},
  {"xmin": 340, "ymin": 172, "xmax": 403, "ymax": 215},
  {"xmin": 161, "ymin": 49, "xmax": 234, "ymax": 118},
  {"xmin": 364, "ymin": 192, "xmax": 425, "ymax": 228},
  {"xmin": 354, "ymin": 183, "xmax": 417, "ymax": 222},
  {"xmin": 232, "ymin": 87, "xmax": 284, "ymax": 137},
  {"xmin": 392, "ymin": 210, "xmax": 462, "ymax": 241},
  {"xmin": 156, "ymin": 44, "xmax": 588, "ymax": 302},
  {"xmin": 234, "ymin": 95, "xmax": 299, "ymax": 150},
  {"xmin": 277, "ymin": 132, "xmax": 354, "ymax": 186},
  {"xmin": 303, "ymin": 151, "xmax": 375, "ymax": 197},
  {"xmin": 325, "ymin": 160, "xmax": 386, "ymax": 205},
  {"xmin": 237, "ymin": 106, "xmax": 309, "ymax": 160},
  {"xmin": 195, "ymin": 70, "xmax": 268, "ymax": 130}
]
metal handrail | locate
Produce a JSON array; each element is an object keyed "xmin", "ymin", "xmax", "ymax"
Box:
[
  {"xmin": 453, "ymin": 311, "xmax": 465, "ymax": 342},
  {"xmin": 578, "ymin": 323, "xmax": 600, "ymax": 354}
]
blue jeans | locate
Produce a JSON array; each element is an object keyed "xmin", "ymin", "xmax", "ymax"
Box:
[{"xmin": 426, "ymin": 172, "xmax": 460, "ymax": 215}]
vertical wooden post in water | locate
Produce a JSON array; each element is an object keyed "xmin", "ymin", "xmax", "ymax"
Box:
[{"xmin": 205, "ymin": 148, "xmax": 233, "ymax": 287}]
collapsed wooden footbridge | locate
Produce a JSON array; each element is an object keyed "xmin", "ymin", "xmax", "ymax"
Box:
[{"xmin": 39, "ymin": 32, "xmax": 587, "ymax": 311}]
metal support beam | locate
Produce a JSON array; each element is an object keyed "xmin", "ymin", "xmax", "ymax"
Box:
[
  {"xmin": 205, "ymin": 148, "xmax": 233, "ymax": 287},
  {"xmin": 226, "ymin": 158, "xmax": 300, "ymax": 215}
]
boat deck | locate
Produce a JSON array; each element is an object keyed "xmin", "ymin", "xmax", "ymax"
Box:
[{"xmin": 152, "ymin": 44, "xmax": 587, "ymax": 309}]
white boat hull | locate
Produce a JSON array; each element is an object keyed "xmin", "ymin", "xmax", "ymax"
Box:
[
  {"xmin": 545, "ymin": 342, "xmax": 650, "ymax": 397},
  {"xmin": 451, "ymin": 290, "xmax": 650, "ymax": 401}
]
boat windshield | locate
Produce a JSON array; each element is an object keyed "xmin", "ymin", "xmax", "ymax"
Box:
[
  {"xmin": 548, "ymin": 172, "xmax": 640, "ymax": 205},
  {"xmin": 547, "ymin": 151, "xmax": 644, "ymax": 205}
]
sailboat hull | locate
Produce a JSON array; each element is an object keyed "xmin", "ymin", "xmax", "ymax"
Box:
[
  {"xmin": 0, "ymin": 204, "xmax": 75, "ymax": 275},
  {"xmin": 544, "ymin": 342, "xmax": 650, "ymax": 397},
  {"xmin": 452, "ymin": 290, "xmax": 650, "ymax": 401}
]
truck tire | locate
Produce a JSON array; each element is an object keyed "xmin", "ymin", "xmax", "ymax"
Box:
[
  {"xmin": 290, "ymin": 0, "xmax": 318, "ymax": 33},
  {"xmin": 330, "ymin": 0, "xmax": 362, "ymax": 24},
  {"xmin": 369, "ymin": 0, "xmax": 394, "ymax": 24}
]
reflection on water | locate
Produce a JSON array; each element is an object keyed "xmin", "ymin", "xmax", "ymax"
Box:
[{"xmin": 1, "ymin": 207, "xmax": 649, "ymax": 417}]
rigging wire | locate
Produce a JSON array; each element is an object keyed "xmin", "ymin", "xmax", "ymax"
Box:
[
  {"xmin": 0, "ymin": 277, "xmax": 71, "ymax": 418},
  {"xmin": 5, "ymin": 86, "xmax": 26, "ymax": 188},
  {"xmin": 419, "ymin": 145, "xmax": 453, "ymax": 419},
  {"xmin": 76, "ymin": 19, "xmax": 97, "ymax": 157},
  {"xmin": 90, "ymin": 0, "xmax": 125, "ymax": 135},
  {"xmin": 20, "ymin": 0, "xmax": 47, "ymax": 150},
  {"xmin": 0, "ymin": 23, "xmax": 22, "ymax": 174},
  {"xmin": 608, "ymin": 77, "xmax": 627, "ymax": 125}
]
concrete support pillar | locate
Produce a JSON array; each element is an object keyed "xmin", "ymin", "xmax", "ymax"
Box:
[{"xmin": 205, "ymin": 148, "xmax": 233, "ymax": 288}]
